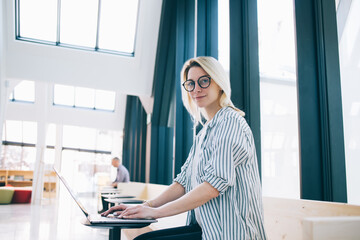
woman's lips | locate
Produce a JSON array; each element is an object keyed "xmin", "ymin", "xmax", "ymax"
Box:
[{"xmin": 194, "ymin": 95, "xmax": 206, "ymax": 100}]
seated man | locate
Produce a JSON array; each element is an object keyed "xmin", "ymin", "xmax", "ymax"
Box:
[{"xmin": 98, "ymin": 157, "xmax": 130, "ymax": 213}]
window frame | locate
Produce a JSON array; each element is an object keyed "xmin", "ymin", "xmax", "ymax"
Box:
[{"xmin": 14, "ymin": 0, "xmax": 139, "ymax": 57}]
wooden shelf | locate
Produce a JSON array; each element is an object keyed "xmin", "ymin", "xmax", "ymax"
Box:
[{"xmin": 0, "ymin": 169, "xmax": 57, "ymax": 198}]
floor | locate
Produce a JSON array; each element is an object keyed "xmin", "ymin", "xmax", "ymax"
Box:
[{"xmin": 0, "ymin": 190, "xmax": 130, "ymax": 240}]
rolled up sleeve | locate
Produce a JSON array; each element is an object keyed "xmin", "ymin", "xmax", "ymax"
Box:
[{"xmin": 202, "ymin": 117, "xmax": 252, "ymax": 194}]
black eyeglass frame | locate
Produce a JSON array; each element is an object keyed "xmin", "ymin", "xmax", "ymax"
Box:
[{"xmin": 182, "ymin": 76, "xmax": 212, "ymax": 92}]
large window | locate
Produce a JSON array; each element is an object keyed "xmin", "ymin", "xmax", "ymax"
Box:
[
  {"xmin": 218, "ymin": 0, "xmax": 300, "ymax": 198},
  {"xmin": 16, "ymin": 0, "xmax": 139, "ymax": 55},
  {"xmin": 53, "ymin": 84, "xmax": 116, "ymax": 111},
  {"xmin": 337, "ymin": 0, "xmax": 360, "ymax": 204},
  {"xmin": 218, "ymin": 0, "xmax": 230, "ymax": 73},
  {"xmin": 258, "ymin": 0, "xmax": 299, "ymax": 199},
  {"xmin": 61, "ymin": 125, "xmax": 122, "ymax": 193},
  {"xmin": 1, "ymin": 120, "xmax": 37, "ymax": 170},
  {"xmin": 9, "ymin": 80, "xmax": 35, "ymax": 103}
]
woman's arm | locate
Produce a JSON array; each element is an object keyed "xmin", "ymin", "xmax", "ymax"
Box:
[
  {"xmin": 154, "ymin": 181, "xmax": 219, "ymax": 218},
  {"xmin": 101, "ymin": 182, "xmax": 186, "ymax": 217},
  {"xmin": 118, "ymin": 181, "xmax": 219, "ymax": 219},
  {"xmin": 144, "ymin": 182, "xmax": 186, "ymax": 208}
]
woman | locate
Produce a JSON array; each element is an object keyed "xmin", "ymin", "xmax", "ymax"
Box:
[{"xmin": 102, "ymin": 56, "xmax": 267, "ymax": 239}]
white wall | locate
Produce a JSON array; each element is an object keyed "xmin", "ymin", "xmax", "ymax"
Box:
[
  {"xmin": 5, "ymin": 81, "xmax": 127, "ymax": 131},
  {"xmin": 3, "ymin": 0, "xmax": 162, "ymax": 97},
  {"xmin": 1, "ymin": 0, "xmax": 163, "ymax": 131}
]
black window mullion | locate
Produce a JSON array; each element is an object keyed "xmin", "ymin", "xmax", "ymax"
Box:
[
  {"xmin": 56, "ymin": 0, "xmax": 61, "ymax": 45},
  {"xmin": 229, "ymin": 0, "xmax": 261, "ymax": 175},
  {"xmin": 15, "ymin": 0, "xmax": 20, "ymax": 38},
  {"xmin": 294, "ymin": 0, "xmax": 347, "ymax": 202},
  {"xmin": 95, "ymin": 0, "xmax": 101, "ymax": 50}
]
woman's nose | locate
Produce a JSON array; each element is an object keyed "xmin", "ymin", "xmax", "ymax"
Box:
[{"xmin": 194, "ymin": 82, "xmax": 202, "ymax": 92}]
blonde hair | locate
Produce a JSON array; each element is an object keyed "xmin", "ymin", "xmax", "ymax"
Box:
[{"xmin": 180, "ymin": 56, "xmax": 245, "ymax": 124}]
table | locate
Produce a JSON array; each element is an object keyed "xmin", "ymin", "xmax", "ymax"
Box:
[
  {"xmin": 101, "ymin": 194, "xmax": 135, "ymax": 199},
  {"xmin": 81, "ymin": 218, "xmax": 152, "ymax": 240},
  {"xmin": 104, "ymin": 198, "xmax": 144, "ymax": 208}
]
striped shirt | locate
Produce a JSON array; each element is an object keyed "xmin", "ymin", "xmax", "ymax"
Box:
[{"xmin": 174, "ymin": 107, "xmax": 267, "ymax": 240}]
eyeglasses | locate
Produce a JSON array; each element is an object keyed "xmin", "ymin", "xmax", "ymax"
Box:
[{"xmin": 182, "ymin": 76, "xmax": 211, "ymax": 92}]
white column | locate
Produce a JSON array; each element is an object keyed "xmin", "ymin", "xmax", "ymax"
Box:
[
  {"xmin": 0, "ymin": 1, "xmax": 6, "ymax": 159},
  {"xmin": 31, "ymin": 82, "xmax": 49, "ymax": 204},
  {"xmin": 54, "ymin": 124, "xmax": 63, "ymax": 198}
]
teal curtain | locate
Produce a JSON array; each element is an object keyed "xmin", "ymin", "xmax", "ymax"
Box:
[
  {"xmin": 122, "ymin": 96, "xmax": 147, "ymax": 182},
  {"xmin": 149, "ymin": 0, "xmax": 177, "ymax": 184}
]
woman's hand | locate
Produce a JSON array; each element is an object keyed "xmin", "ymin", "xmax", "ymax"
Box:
[
  {"xmin": 100, "ymin": 204, "xmax": 128, "ymax": 217},
  {"xmin": 118, "ymin": 204, "xmax": 158, "ymax": 219}
]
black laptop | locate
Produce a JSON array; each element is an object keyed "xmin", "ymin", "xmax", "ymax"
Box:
[{"xmin": 54, "ymin": 167, "xmax": 157, "ymax": 225}]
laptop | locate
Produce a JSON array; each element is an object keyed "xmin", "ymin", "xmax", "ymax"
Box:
[{"xmin": 54, "ymin": 167, "xmax": 157, "ymax": 225}]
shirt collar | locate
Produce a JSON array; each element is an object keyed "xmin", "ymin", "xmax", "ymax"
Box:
[{"xmin": 206, "ymin": 106, "xmax": 229, "ymax": 129}]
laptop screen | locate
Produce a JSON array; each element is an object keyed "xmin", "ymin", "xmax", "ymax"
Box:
[{"xmin": 53, "ymin": 167, "xmax": 89, "ymax": 217}]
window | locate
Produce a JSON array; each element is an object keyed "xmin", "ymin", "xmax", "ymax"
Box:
[
  {"xmin": 9, "ymin": 80, "xmax": 35, "ymax": 103},
  {"xmin": 16, "ymin": 0, "xmax": 139, "ymax": 55},
  {"xmin": 17, "ymin": 0, "xmax": 57, "ymax": 42},
  {"xmin": 337, "ymin": 0, "xmax": 360, "ymax": 204},
  {"xmin": 1, "ymin": 120, "xmax": 37, "ymax": 170},
  {"xmin": 258, "ymin": 0, "xmax": 300, "ymax": 199},
  {"xmin": 53, "ymin": 84, "xmax": 116, "ymax": 111},
  {"xmin": 60, "ymin": 0, "xmax": 98, "ymax": 48},
  {"xmin": 60, "ymin": 125, "xmax": 122, "ymax": 193},
  {"xmin": 218, "ymin": 0, "xmax": 230, "ymax": 74}
]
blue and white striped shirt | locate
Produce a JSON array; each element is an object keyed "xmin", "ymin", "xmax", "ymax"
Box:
[{"xmin": 174, "ymin": 107, "xmax": 267, "ymax": 239}]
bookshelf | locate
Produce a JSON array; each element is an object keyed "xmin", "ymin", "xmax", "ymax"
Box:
[{"xmin": 0, "ymin": 169, "xmax": 56, "ymax": 198}]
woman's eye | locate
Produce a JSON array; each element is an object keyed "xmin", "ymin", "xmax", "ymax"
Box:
[
  {"xmin": 199, "ymin": 78, "xmax": 209, "ymax": 85},
  {"xmin": 187, "ymin": 82, "xmax": 195, "ymax": 87}
]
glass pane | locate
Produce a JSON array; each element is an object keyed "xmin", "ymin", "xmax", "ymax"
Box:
[
  {"xmin": 75, "ymin": 87, "xmax": 95, "ymax": 108},
  {"xmin": 13, "ymin": 81, "xmax": 35, "ymax": 102},
  {"xmin": 1, "ymin": 145, "xmax": 22, "ymax": 169},
  {"xmin": 258, "ymin": 0, "xmax": 300, "ymax": 199},
  {"xmin": 60, "ymin": 0, "xmax": 98, "ymax": 48},
  {"xmin": 22, "ymin": 146, "xmax": 36, "ymax": 170},
  {"xmin": 218, "ymin": 0, "xmax": 230, "ymax": 73},
  {"xmin": 44, "ymin": 148, "xmax": 55, "ymax": 169},
  {"xmin": 77, "ymin": 127, "xmax": 96, "ymax": 150},
  {"xmin": 63, "ymin": 125, "xmax": 80, "ymax": 148},
  {"xmin": 54, "ymin": 84, "xmax": 75, "ymax": 106},
  {"xmin": 98, "ymin": 0, "xmax": 138, "ymax": 53},
  {"xmin": 0, "ymin": 145, "xmax": 36, "ymax": 170},
  {"xmin": 5, "ymin": 121, "xmax": 22, "ymax": 142},
  {"xmin": 61, "ymin": 150, "xmax": 99, "ymax": 193},
  {"xmin": 1, "ymin": 145, "xmax": 5, "ymax": 168},
  {"xmin": 95, "ymin": 89, "xmax": 115, "ymax": 111},
  {"xmin": 63, "ymin": 125, "xmax": 96, "ymax": 150},
  {"xmin": 338, "ymin": 0, "xmax": 360, "ymax": 204},
  {"xmin": 22, "ymin": 121, "xmax": 37, "ymax": 144},
  {"xmin": 18, "ymin": 0, "xmax": 57, "ymax": 41},
  {"xmin": 96, "ymin": 129, "xmax": 112, "ymax": 152}
]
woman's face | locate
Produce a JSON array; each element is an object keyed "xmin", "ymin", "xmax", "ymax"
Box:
[{"xmin": 187, "ymin": 66, "xmax": 222, "ymax": 113}]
